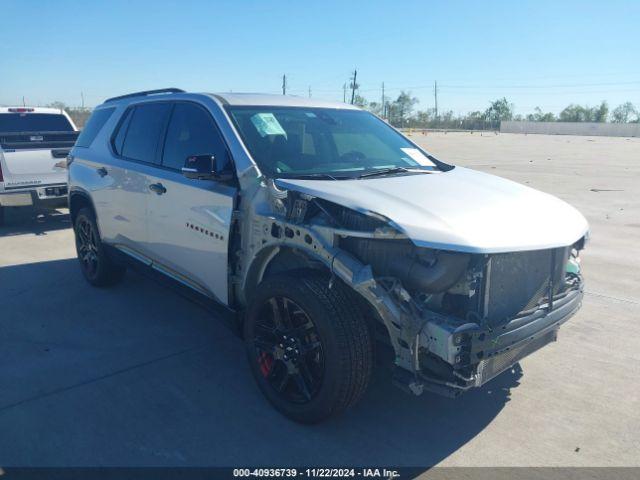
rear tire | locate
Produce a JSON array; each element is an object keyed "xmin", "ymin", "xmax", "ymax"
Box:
[
  {"xmin": 244, "ymin": 271, "xmax": 373, "ymax": 423},
  {"xmin": 74, "ymin": 207, "xmax": 125, "ymax": 287}
]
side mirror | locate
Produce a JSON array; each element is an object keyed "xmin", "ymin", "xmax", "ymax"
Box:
[{"xmin": 182, "ymin": 154, "xmax": 216, "ymax": 180}]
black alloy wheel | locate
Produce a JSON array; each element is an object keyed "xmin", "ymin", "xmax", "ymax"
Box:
[
  {"xmin": 73, "ymin": 207, "xmax": 125, "ymax": 287},
  {"xmin": 76, "ymin": 214, "xmax": 100, "ymax": 278},
  {"xmin": 253, "ymin": 296, "xmax": 325, "ymax": 404},
  {"xmin": 245, "ymin": 271, "xmax": 373, "ymax": 423}
]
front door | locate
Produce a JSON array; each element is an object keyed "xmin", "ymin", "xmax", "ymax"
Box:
[{"xmin": 145, "ymin": 102, "xmax": 237, "ymax": 305}]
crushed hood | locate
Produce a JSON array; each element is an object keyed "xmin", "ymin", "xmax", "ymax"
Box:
[{"xmin": 276, "ymin": 167, "xmax": 589, "ymax": 253}]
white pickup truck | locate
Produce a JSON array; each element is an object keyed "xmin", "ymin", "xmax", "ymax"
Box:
[{"xmin": 0, "ymin": 106, "xmax": 80, "ymax": 224}]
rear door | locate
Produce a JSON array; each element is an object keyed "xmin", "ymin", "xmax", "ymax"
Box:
[
  {"xmin": 145, "ymin": 102, "xmax": 237, "ymax": 305},
  {"xmin": 92, "ymin": 102, "xmax": 172, "ymax": 250}
]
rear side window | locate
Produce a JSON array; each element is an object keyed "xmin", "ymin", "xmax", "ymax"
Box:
[
  {"xmin": 0, "ymin": 113, "xmax": 74, "ymax": 132},
  {"xmin": 116, "ymin": 103, "xmax": 172, "ymax": 163},
  {"xmin": 161, "ymin": 103, "xmax": 229, "ymax": 171},
  {"xmin": 75, "ymin": 108, "xmax": 115, "ymax": 148}
]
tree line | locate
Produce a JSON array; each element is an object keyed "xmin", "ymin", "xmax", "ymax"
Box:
[
  {"xmin": 354, "ymin": 94, "xmax": 640, "ymax": 130},
  {"xmin": 48, "ymin": 96, "xmax": 639, "ymax": 131},
  {"xmin": 47, "ymin": 102, "xmax": 92, "ymax": 128}
]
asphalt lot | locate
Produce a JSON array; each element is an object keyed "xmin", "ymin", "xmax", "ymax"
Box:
[{"xmin": 1, "ymin": 132, "xmax": 639, "ymax": 468}]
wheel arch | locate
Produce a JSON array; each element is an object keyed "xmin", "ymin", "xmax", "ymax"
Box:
[
  {"xmin": 241, "ymin": 244, "xmax": 331, "ymax": 306},
  {"xmin": 69, "ymin": 188, "xmax": 96, "ymax": 225}
]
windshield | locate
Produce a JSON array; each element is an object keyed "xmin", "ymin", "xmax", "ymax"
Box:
[
  {"xmin": 0, "ymin": 113, "xmax": 74, "ymax": 133},
  {"xmin": 227, "ymin": 107, "xmax": 442, "ymax": 179}
]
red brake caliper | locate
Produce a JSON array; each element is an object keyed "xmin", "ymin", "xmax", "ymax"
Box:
[{"xmin": 258, "ymin": 352, "xmax": 274, "ymax": 377}]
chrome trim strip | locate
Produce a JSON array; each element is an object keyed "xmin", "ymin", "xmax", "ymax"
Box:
[
  {"xmin": 111, "ymin": 243, "xmax": 217, "ymax": 301},
  {"xmin": 112, "ymin": 244, "xmax": 153, "ymax": 266},
  {"xmin": 150, "ymin": 262, "xmax": 212, "ymax": 299}
]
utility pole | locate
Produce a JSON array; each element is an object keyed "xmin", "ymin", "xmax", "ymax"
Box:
[
  {"xmin": 282, "ymin": 74, "xmax": 287, "ymax": 95},
  {"xmin": 308, "ymin": 86, "xmax": 311, "ymax": 98},
  {"xmin": 343, "ymin": 83, "xmax": 347, "ymax": 103},
  {"xmin": 434, "ymin": 80, "xmax": 438, "ymax": 120},
  {"xmin": 350, "ymin": 69, "xmax": 357, "ymax": 104},
  {"xmin": 81, "ymin": 91, "xmax": 85, "ymax": 109},
  {"xmin": 381, "ymin": 82, "xmax": 385, "ymax": 119}
]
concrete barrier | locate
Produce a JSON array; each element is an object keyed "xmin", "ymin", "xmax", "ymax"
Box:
[{"xmin": 501, "ymin": 121, "xmax": 640, "ymax": 137}]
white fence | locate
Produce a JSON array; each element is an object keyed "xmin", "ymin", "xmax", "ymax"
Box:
[{"xmin": 500, "ymin": 121, "xmax": 640, "ymax": 137}]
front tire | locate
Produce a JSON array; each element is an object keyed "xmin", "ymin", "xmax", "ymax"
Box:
[
  {"xmin": 74, "ymin": 207, "xmax": 125, "ymax": 287},
  {"xmin": 244, "ymin": 271, "xmax": 373, "ymax": 423}
]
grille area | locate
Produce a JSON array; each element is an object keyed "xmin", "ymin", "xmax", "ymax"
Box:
[{"xmin": 485, "ymin": 247, "xmax": 569, "ymax": 326}]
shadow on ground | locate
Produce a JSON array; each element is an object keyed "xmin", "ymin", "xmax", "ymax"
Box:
[
  {"xmin": 0, "ymin": 257, "xmax": 521, "ymax": 468},
  {"xmin": 0, "ymin": 207, "xmax": 71, "ymax": 237}
]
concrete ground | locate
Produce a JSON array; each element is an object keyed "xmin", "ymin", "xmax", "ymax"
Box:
[{"xmin": 0, "ymin": 132, "xmax": 638, "ymax": 468}]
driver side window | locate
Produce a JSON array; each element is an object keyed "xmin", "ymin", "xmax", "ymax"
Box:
[{"xmin": 161, "ymin": 103, "xmax": 230, "ymax": 172}]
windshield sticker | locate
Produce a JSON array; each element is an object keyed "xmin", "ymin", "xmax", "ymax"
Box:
[
  {"xmin": 251, "ymin": 113, "xmax": 287, "ymax": 137},
  {"xmin": 400, "ymin": 147, "xmax": 435, "ymax": 167}
]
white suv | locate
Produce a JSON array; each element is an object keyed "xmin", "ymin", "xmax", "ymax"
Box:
[{"xmin": 69, "ymin": 88, "xmax": 588, "ymax": 423}]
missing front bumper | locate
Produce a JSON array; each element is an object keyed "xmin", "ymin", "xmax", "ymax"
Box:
[
  {"xmin": 394, "ymin": 286, "xmax": 582, "ymax": 397},
  {"xmin": 474, "ymin": 328, "xmax": 557, "ymax": 387}
]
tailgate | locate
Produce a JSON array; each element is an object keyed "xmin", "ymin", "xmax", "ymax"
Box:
[
  {"xmin": 0, "ymin": 147, "xmax": 69, "ymax": 190},
  {"xmin": 0, "ymin": 131, "xmax": 77, "ymax": 190}
]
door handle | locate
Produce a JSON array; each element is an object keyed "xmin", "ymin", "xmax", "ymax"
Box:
[
  {"xmin": 96, "ymin": 167, "xmax": 108, "ymax": 177},
  {"xmin": 149, "ymin": 182, "xmax": 167, "ymax": 195}
]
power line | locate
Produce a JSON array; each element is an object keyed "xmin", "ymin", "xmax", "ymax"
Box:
[
  {"xmin": 306, "ymin": 77, "xmax": 640, "ymax": 93},
  {"xmin": 378, "ymin": 80, "xmax": 640, "ymax": 91},
  {"xmin": 437, "ymin": 88, "xmax": 640, "ymax": 96}
]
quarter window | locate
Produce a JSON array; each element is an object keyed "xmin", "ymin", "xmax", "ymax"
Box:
[
  {"xmin": 161, "ymin": 103, "xmax": 229, "ymax": 172},
  {"xmin": 75, "ymin": 107, "xmax": 115, "ymax": 148}
]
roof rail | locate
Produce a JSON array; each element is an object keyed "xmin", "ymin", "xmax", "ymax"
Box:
[{"xmin": 104, "ymin": 88, "xmax": 185, "ymax": 103}]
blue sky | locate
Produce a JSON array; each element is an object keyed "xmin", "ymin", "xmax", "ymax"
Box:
[{"xmin": 2, "ymin": 0, "xmax": 639, "ymax": 115}]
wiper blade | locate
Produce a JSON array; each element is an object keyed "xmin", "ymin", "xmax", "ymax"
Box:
[
  {"xmin": 278, "ymin": 173, "xmax": 344, "ymax": 180},
  {"xmin": 356, "ymin": 167, "xmax": 416, "ymax": 178}
]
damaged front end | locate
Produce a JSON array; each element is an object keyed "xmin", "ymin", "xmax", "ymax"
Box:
[
  {"xmin": 334, "ymin": 209, "xmax": 586, "ymax": 397},
  {"xmin": 239, "ymin": 184, "xmax": 586, "ymax": 398}
]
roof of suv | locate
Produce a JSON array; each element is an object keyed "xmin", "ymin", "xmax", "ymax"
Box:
[
  {"xmin": 101, "ymin": 89, "xmax": 359, "ymax": 110},
  {"xmin": 209, "ymin": 92, "xmax": 359, "ymax": 110}
]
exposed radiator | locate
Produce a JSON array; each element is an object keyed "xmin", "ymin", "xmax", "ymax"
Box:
[{"xmin": 485, "ymin": 247, "xmax": 569, "ymax": 326}]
